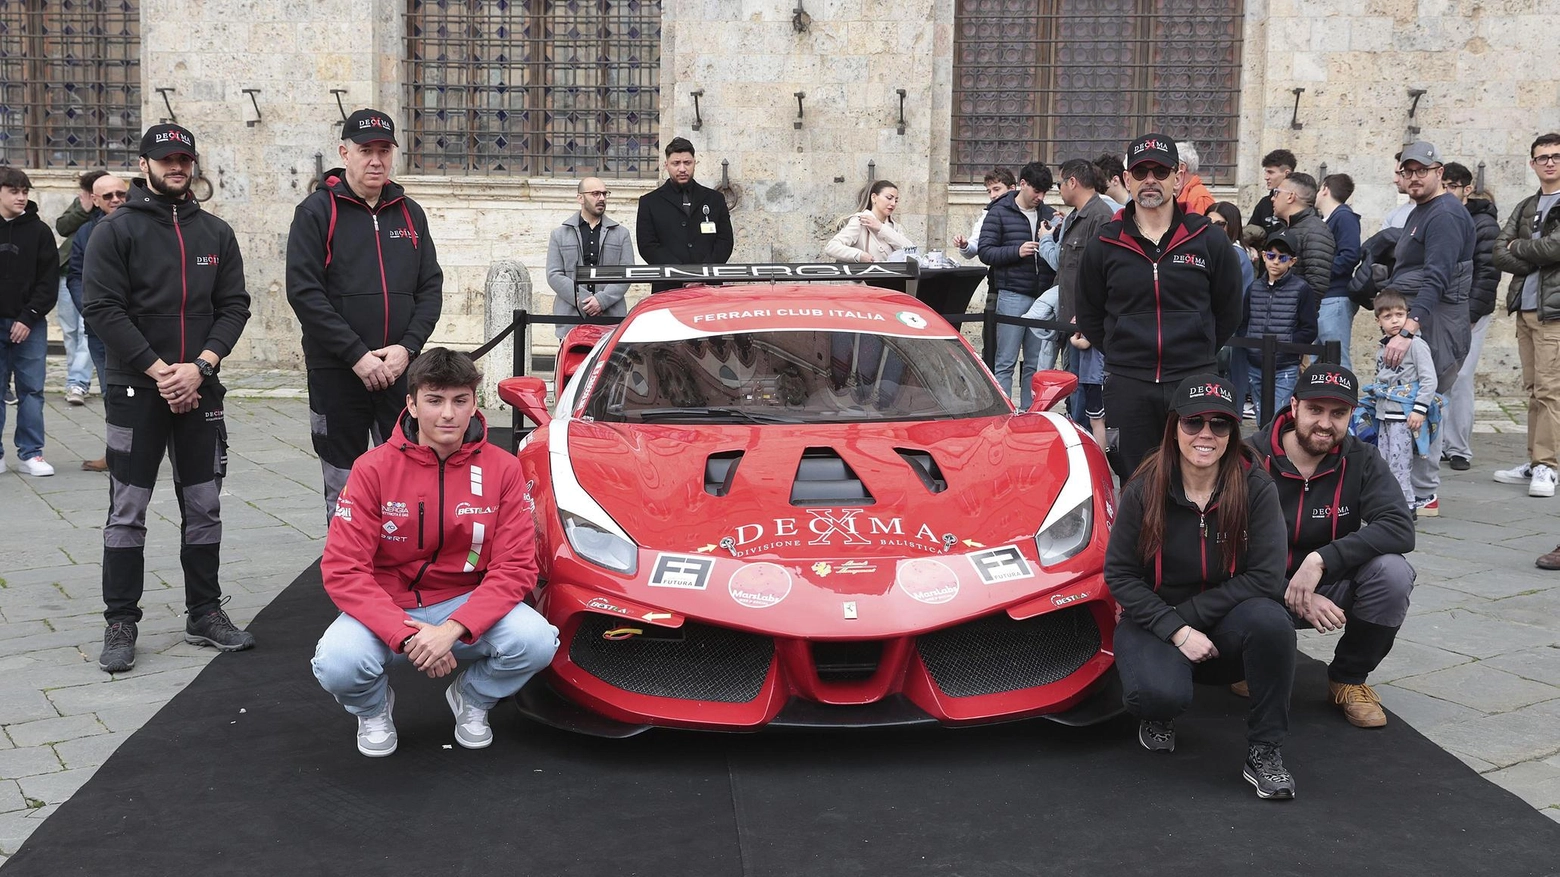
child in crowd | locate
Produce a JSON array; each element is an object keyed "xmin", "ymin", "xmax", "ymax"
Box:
[
  {"xmin": 1234, "ymin": 228, "xmax": 1315, "ymax": 425},
  {"xmin": 1069, "ymin": 329, "xmax": 1106, "ymax": 451},
  {"xmin": 1372, "ymin": 289, "xmax": 1438, "ymax": 507}
]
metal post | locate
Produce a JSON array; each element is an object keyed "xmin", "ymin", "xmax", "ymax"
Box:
[
  {"xmin": 1261, "ymin": 334, "xmax": 1278, "ymax": 426},
  {"xmin": 982, "ymin": 308, "xmax": 998, "ymax": 372},
  {"xmin": 511, "ymin": 307, "xmax": 525, "ymax": 454},
  {"xmin": 1323, "ymin": 339, "xmax": 1342, "ymax": 365}
]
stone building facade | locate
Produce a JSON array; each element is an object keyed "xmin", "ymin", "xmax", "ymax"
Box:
[{"xmin": 9, "ymin": 0, "xmax": 1558, "ymax": 393}]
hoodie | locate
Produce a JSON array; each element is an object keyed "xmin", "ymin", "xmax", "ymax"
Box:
[
  {"xmin": 1247, "ymin": 409, "xmax": 1415, "ymax": 582},
  {"xmin": 81, "ymin": 185, "xmax": 249, "ymax": 387},
  {"xmin": 285, "ymin": 170, "xmax": 444, "ymax": 370},
  {"xmin": 321, "ymin": 410, "xmax": 537, "ymax": 652},
  {"xmin": 0, "ymin": 201, "xmax": 59, "ymax": 323}
]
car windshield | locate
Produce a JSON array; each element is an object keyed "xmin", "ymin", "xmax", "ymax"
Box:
[{"xmin": 580, "ymin": 330, "xmax": 1009, "ymax": 423}]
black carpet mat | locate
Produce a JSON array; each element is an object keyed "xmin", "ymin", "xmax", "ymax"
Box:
[{"xmin": 10, "ymin": 562, "xmax": 1560, "ymax": 876}]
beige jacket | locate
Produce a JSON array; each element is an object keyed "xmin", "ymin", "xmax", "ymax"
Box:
[{"xmin": 825, "ymin": 213, "xmax": 915, "ymax": 263}]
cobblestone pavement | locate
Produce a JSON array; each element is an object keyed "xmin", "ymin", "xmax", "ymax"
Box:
[{"xmin": 0, "ymin": 366, "xmax": 1557, "ymax": 865}]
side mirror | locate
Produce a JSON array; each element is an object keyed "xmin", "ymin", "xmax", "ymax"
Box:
[
  {"xmin": 498, "ymin": 376, "xmax": 552, "ymax": 427},
  {"xmin": 1028, "ymin": 370, "xmax": 1079, "ymax": 413}
]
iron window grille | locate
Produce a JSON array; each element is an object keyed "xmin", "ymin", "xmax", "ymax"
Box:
[
  {"xmin": 404, "ymin": 0, "xmax": 662, "ymax": 177},
  {"xmin": 951, "ymin": 0, "xmax": 1243, "ymax": 184},
  {"xmin": 0, "ymin": 0, "xmax": 141, "ymax": 170}
]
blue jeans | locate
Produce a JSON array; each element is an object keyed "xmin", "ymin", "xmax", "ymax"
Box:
[
  {"xmin": 56, "ymin": 279, "xmax": 93, "ymax": 392},
  {"xmin": 1316, "ymin": 297, "xmax": 1356, "ymax": 372},
  {"xmin": 0, "ymin": 318, "xmax": 48, "ymax": 460},
  {"xmin": 1237, "ymin": 352, "xmax": 1297, "ymax": 425},
  {"xmin": 994, "ymin": 289, "xmax": 1041, "ymax": 409},
  {"xmin": 311, "ymin": 592, "xmax": 559, "ymax": 716}
]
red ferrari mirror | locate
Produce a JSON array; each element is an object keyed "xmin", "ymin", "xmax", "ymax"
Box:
[
  {"xmin": 1028, "ymin": 370, "xmax": 1079, "ymax": 413},
  {"xmin": 498, "ymin": 376, "xmax": 552, "ymax": 427}
]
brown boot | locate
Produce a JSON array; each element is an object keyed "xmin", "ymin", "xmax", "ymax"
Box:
[
  {"xmin": 1229, "ymin": 680, "xmax": 1249, "ymax": 697},
  {"xmin": 81, "ymin": 458, "xmax": 107, "ymax": 472},
  {"xmin": 1329, "ymin": 681, "xmax": 1387, "ymax": 728}
]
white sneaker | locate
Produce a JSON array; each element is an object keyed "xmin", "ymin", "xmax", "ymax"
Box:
[
  {"xmin": 16, "ymin": 456, "xmax": 54, "ymax": 477},
  {"xmin": 66, "ymin": 387, "xmax": 86, "ymax": 406},
  {"xmin": 445, "ymin": 671, "xmax": 493, "ymax": 749},
  {"xmin": 1494, "ymin": 462, "xmax": 1533, "ymax": 485},
  {"xmin": 1530, "ymin": 464, "xmax": 1558, "ymax": 498},
  {"xmin": 0, "ymin": 456, "xmax": 6, "ymax": 474},
  {"xmin": 356, "ymin": 688, "xmax": 397, "ymax": 757}
]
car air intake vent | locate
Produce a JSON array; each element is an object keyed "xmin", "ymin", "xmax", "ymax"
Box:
[
  {"xmin": 895, "ymin": 449, "xmax": 947, "ymax": 493},
  {"xmin": 705, "ymin": 451, "xmax": 743, "ymax": 496},
  {"xmin": 791, "ymin": 448, "xmax": 874, "ymax": 505}
]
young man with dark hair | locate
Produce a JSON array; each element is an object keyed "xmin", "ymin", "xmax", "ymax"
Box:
[
  {"xmin": 1077, "ymin": 134, "xmax": 1245, "ymax": 473},
  {"xmin": 286, "ymin": 108, "xmax": 446, "ymax": 525},
  {"xmin": 1094, "ymin": 152, "xmax": 1129, "ymax": 211},
  {"xmin": 1317, "ymin": 173, "xmax": 1363, "ymax": 371},
  {"xmin": 636, "ymin": 137, "xmax": 734, "ymax": 293},
  {"xmin": 0, "ymin": 167, "xmax": 59, "ymax": 477},
  {"xmin": 978, "ymin": 160, "xmax": 1059, "ymax": 408},
  {"xmin": 312, "ymin": 348, "xmax": 558, "ymax": 757},
  {"xmin": 83, "ymin": 124, "xmax": 253, "ymax": 672},
  {"xmin": 1440, "ymin": 162, "xmax": 1501, "ymax": 472},
  {"xmin": 1272, "ymin": 171, "xmax": 1335, "ymax": 301},
  {"xmin": 953, "ymin": 167, "xmax": 1015, "ymax": 260},
  {"xmin": 1494, "ymin": 133, "xmax": 1560, "ymax": 510},
  {"xmin": 1245, "ymin": 148, "xmax": 1297, "ymax": 242}
]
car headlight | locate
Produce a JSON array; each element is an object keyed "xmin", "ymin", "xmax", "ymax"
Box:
[
  {"xmin": 1035, "ymin": 500, "xmax": 1092, "ymax": 567},
  {"xmin": 562, "ymin": 510, "xmax": 639, "ymax": 575}
]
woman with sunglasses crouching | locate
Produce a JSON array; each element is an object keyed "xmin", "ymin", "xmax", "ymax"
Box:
[{"xmin": 1105, "ymin": 373, "xmax": 1298, "ymax": 800}]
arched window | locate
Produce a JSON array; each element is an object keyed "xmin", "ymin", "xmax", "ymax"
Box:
[
  {"xmin": 952, "ymin": 0, "xmax": 1243, "ymax": 183},
  {"xmin": 404, "ymin": 0, "xmax": 662, "ymax": 177},
  {"xmin": 0, "ymin": 0, "xmax": 141, "ymax": 169}
]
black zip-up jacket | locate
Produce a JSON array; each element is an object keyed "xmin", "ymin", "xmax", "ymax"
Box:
[
  {"xmin": 636, "ymin": 178, "xmax": 734, "ymax": 293},
  {"xmin": 1106, "ymin": 457, "xmax": 1287, "ymax": 641},
  {"xmin": 976, "ymin": 189, "xmax": 1059, "ymax": 299},
  {"xmin": 1075, "ymin": 203, "xmax": 1244, "ymax": 383},
  {"xmin": 1247, "ymin": 409, "xmax": 1415, "ymax": 582},
  {"xmin": 285, "ymin": 170, "xmax": 443, "ymax": 370},
  {"xmin": 1467, "ymin": 198, "xmax": 1500, "ymax": 321},
  {"xmin": 82, "ymin": 185, "xmax": 249, "ymax": 389},
  {"xmin": 0, "ymin": 202, "xmax": 59, "ymax": 323}
]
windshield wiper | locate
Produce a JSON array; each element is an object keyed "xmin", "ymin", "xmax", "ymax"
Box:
[{"xmin": 635, "ymin": 407, "xmax": 803, "ymax": 424}]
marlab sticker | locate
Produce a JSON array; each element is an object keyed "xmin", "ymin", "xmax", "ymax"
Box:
[
  {"xmin": 729, "ymin": 562, "xmax": 793, "ymax": 609},
  {"xmin": 968, "ymin": 545, "xmax": 1034, "ymax": 584},
  {"xmin": 896, "ymin": 558, "xmax": 959, "ymax": 605},
  {"xmin": 648, "ymin": 553, "xmax": 715, "ymax": 590}
]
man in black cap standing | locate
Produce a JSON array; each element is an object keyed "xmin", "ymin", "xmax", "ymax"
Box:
[
  {"xmin": 636, "ymin": 137, "xmax": 734, "ymax": 293},
  {"xmin": 286, "ymin": 108, "xmax": 444, "ymax": 524},
  {"xmin": 83, "ymin": 123, "xmax": 254, "ymax": 673},
  {"xmin": 1247, "ymin": 362, "xmax": 1417, "ymax": 729},
  {"xmin": 1077, "ymin": 133, "xmax": 1245, "ymax": 474}
]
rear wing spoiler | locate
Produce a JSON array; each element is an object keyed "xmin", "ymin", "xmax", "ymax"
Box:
[{"xmin": 576, "ymin": 261, "xmax": 919, "ymax": 297}]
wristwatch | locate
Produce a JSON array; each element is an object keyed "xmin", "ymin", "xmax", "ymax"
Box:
[
  {"xmin": 1397, "ymin": 329, "xmax": 1415, "ymax": 340},
  {"xmin": 193, "ymin": 358, "xmax": 217, "ymax": 378}
]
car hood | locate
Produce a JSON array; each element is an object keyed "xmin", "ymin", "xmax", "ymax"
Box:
[{"xmin": 565, "ymin": 415, "xmax": 1071, "ymax": 559}]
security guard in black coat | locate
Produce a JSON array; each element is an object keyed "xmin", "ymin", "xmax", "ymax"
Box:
[{"xmin": 635, "ymin": 137, "xmax": 734, "ymax": 293}]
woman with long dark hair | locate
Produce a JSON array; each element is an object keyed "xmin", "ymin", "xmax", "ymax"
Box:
[{"xmin": 1105, "ymin": 373, "xmax": 1298, "ymax": 800}]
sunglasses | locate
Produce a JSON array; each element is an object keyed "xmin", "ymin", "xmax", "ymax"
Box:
[
  {"xmin": 1129, "ymin": 165, "xmax": 1174, "ymax": 181},
  {"xmin": 101, "ymin": 191, "xmax": 128, "ymax": 201},
  {"xmin": 1179, "ymin": 415, "xmax": 1236, "ymax": 437},
  {"xmin": 1262, "ymin": 250, "xmax": 1294, "ymax": 263}
]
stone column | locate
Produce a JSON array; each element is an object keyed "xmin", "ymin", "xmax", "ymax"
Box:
[{"xmin": 479, "ymin": 260, "xmax": 533, "ymax": 408}]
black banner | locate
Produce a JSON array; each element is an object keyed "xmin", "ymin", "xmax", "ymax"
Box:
[{"xmin": 575, "ymin": 261, "xmax": 920, "ymax": 289}]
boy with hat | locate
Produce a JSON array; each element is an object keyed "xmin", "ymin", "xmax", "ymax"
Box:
[
  {"xmin": 1247, "ymin": 362, "xmax": 1417, "ymax": 728},
  {"xmin": 82, "ymin": 123, "xmax": 254, "ymax": 672},
  {"xmin": 1234, "ymin": 227, "xmax": 1316, "ymax": 425}
]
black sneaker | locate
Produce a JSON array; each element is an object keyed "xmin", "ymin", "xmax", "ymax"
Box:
[
  {"xmin": 99, "ymin": 621, "xmax": 138, "ymax": 673},
  {"xmin": 185, "ymin": 607, "xmax": 256, "ymax": 651},
  {"xmin": 1138, "ymin": 719, "xmax": 1175, "ymax": 752},
  {"xmin": 1449, "ymin": 455, "xmax": 1471, "ymax": 471},
  {"xmin": 1243, "ymin": 743, "xmax": 1296, "ymax": 800}
]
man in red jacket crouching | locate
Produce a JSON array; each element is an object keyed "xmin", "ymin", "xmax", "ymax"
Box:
[{"xmin": 312, "ymin": 348, "xmax": 559, "ymax": 757}]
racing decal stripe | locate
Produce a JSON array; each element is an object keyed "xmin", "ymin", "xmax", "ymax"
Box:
[
  {"xmin": 463, "ymin": 522, "xmax": 485, "ymax": 573},
  {"xmin": 549, "ymin": 417, "xmax": 634, "ymax": 542},
  {"xmin": 1037, "ymin": 412, "xmax": 1093, "ymax": 530}
]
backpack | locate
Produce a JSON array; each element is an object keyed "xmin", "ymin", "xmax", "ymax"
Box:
[{"xmin": 1347, "ymin": 226, "xmax": 1403, "ymax": 310}]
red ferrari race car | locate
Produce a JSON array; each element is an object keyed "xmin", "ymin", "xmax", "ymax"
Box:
[{"xmin": 499, "ymin": 262, "xmax": 1121, "ymax": 736}]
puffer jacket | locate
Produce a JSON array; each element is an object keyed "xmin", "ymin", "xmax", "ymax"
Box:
[
  {"xmin": 1494, "ymin": 190, "xmax": 1560, "ymax": 322},
  {"xmin": 1241, "ymin": 269, "xmax": 1317, "ymax": 369},
  {"xmin": 1467, "ymin": 198, "xmax": 1500, "ymax": 321},
  {"xmin": 978, "ymin": 189, "xmax": 1059, "ymax": 299},
  {"xmin": 1281, "ymin": 206, "xmax": 1336, "ymax": 301}
]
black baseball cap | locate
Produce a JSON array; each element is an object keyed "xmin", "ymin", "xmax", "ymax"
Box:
[
  {"xmin": 1173, "ymin": 373, "xmax": 1240, "ymax": 420},
  {"xmin": 1127, "ymin": 133, "xmax": 1178, "ymax": 170},
  {"xmin": 342, "ymin": 108, "xmax": 398, "ymax": 145},
  {"xmin": 1294, "ymin": 363, "xmax": 1359, "ymax": 406},
  {"xmin": 140, "ymin": 124, "xmax": 197, "ymax": 160},
  {"xmin": 1263, "ymin": 228, "xmax": 1298, "ymax": 252}
]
